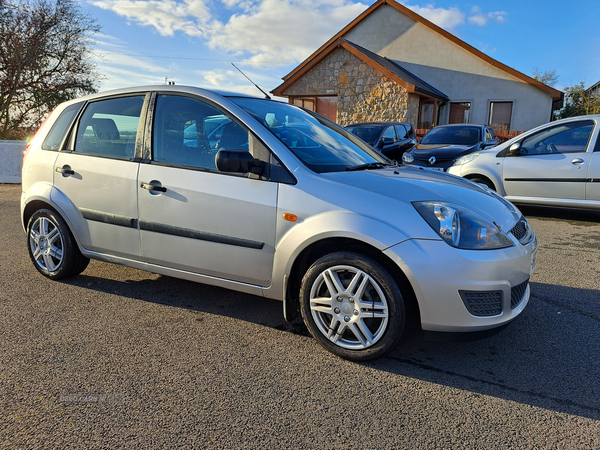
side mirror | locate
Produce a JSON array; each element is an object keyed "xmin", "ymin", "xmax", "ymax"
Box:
[
  {"xmin": 483, "ymin": 139, "xmax": 499, "ymax": 148},
  {"xmin": 216, "ymin": 149, "xmax": 263, "ymax": 176},
  {"xmin": 379, "ymin": 137, "xmax": 394, "ymax": 148},
  {"xmin": 508, "ymin": 142, "xmax": 521, "ymax": 155}
]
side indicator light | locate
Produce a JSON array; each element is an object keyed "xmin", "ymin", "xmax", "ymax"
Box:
[{"xmin": 283, "ymin": 213, "xmax": 298, "ymax": 222}]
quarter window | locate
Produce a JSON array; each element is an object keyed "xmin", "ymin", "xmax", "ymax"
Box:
[
  {"xmin": 43, "ymin": 103, "xmax": 84, "ymax": 151},
  {"xmin": 75, "ymin": 96, "xmax": 144, "ymax": 159},
  {"xmin": 519, "ymin": 121, "xmax": 594, "ymax": 155}
]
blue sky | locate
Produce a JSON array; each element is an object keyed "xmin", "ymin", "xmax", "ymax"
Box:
[{"xmin": 85, "ymin": 0, "xmax": 600, "ymax": 97}]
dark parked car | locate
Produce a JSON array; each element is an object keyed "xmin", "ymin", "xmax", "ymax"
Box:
[
  {"xmin": 402, "ymin": 124, "xmax": 499, "ymax": 171},
  {"xmin": 345, "ymin": 122, "xmax": 417, "ymax": 161}
]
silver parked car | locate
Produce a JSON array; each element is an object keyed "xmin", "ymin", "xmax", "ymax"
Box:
[
  {"xmin": 448, "ymin": 115, "xmax": 600, "ymax": 209},
  {"xmin": 22, "ymin": 86, "xmax": 537, "ymax": 361}
]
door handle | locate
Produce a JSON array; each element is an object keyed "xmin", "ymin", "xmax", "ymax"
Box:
[
  {"xmin": 56, "ymin": 166, "xmax": 75, "ymax": 175},
  {"xmin": 571, "ymin": 158, "xmax": 585, "ymax": 165},
  {"xmin": 140, "ymin": 182, "xmax": 167, "ymax": 193}
]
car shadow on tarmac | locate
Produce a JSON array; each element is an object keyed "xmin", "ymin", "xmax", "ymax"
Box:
[{"xmin": 62, "ymin": 269, "xmax": 600, "ymax": 422}]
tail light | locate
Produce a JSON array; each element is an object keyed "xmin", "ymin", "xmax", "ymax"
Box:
[{"xmin": 23, "ymin": 114, "xmax": 52, "ymax": 164}]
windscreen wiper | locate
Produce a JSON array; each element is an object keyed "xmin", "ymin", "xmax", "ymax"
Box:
[{"xmin": 345, "ymin": 162, "xmax": 390, "ymax": 172}]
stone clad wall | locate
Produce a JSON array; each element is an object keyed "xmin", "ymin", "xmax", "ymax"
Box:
[{"xmin": 283, "ymin": 47, "xmax": 418, "ymax": 127}]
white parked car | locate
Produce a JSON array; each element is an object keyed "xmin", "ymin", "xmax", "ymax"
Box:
[
  {"xmin": 448, "ymin": 115, "xmax": 600, "ymax": 209},
  {"xmin": 21, "ymin": 86, "xmax": 537, "ymax": 361}
]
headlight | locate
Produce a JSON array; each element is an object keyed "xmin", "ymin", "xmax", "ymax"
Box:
[
  {"xmin": 453, "ymin": 153, "xmax": 479, "ymax": 166},
  {"xmin": 402, "ymin": 153, "xmax": 414, "ymax": 163},
  {"xmin": 413, "ymin": 201, "xmax": 514, "ymax": 250}
]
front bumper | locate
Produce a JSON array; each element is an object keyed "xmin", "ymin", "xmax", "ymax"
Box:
[
  {"xmin": 402, "ymin": 161, "xmax": 452, "ymax": 172},
  {"xmin": 384, "ymin": 235, "xmax": 537, "ymax": 332}
]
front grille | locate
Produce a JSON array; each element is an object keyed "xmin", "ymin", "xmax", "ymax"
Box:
[
  {"xmin": 511, "ymin": 278, "xmax": 529, "ymax": 309},
  {"xmin": 510, "ymin": 219, "xmax": 527, "ymax": 240},
  {"xmin": 510, "ymin": 217, "xmax": 533, "ymax": 245},
  {"xmin": 414, "ymin": 156, "xmax": 455, "ymax": 164},
  {"xmin": 459, "ymin": 290, "xmax": 503, "ymax": 317}
]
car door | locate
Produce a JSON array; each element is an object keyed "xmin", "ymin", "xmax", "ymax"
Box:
[
  {"xmin": 137, "ymin": 93, "xmax": 278, "ymax": 287},
  {"xmin": 584, "ymin": 122, "xmax": 600, "ymax": 201},
  {"xmin": 394, "ymin": 124, "xmax": 414, "ymax": 153},
  {"xmin": 502, "ymin": 120, "xmax": 596, "ymax": 201},
  {"xmin": 52, "ymin": 94, "xmax": 148, "ymax": 259}
]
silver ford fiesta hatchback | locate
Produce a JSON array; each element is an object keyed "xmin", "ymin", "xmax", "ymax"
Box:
[{"xmin": 21, "ymin": 86, "xmax": 537, "ymax": 361}]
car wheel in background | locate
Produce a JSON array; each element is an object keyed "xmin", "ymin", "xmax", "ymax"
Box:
[
  {"xmin": 469, "ymin": 176, "xmax": 496, "ymax": 191},
  {"xmin": 27, "ymin": 209, "xmax": 89, "ymax": 280},
  {"xmin": 299, "ymin": 252, "xmax": 405, "ymax": 361}
]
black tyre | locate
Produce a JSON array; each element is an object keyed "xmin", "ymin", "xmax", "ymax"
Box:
[
  {"xmin": 299, "ymin": 252, "xmax": 405, "ymax": 361},
  {"xmin": 470, "ymin": 176, "xmax": 495, "ymax": 191},
  {"xmin": 27, "ymin": 209, "xmax": 89, "ymax": 280}
]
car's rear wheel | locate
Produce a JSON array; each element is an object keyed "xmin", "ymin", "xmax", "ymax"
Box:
[
  {"xmin": 27, "ymin": 209, "xmax": 89, "ymax": 280},
  {"xmin": 299, "ymin": 252, "xmax": 405, "ymax": 361}
]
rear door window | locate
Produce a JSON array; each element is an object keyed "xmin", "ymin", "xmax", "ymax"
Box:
[
  {"xmin": 75, "ymin": 96, "xmax": 145, "ymax": 159},
  {"xmin": 395, "ymin": 124, "xmax": 408, "ymax": 139}
]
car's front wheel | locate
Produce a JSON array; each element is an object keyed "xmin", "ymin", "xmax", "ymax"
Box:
[
  {"xmin": 470, "ymin": 176, "xmax": 496, "ymax": 191},
  {"xmin": 299, "ymin": 252, "xmax": 405, "ymax": 361},
  {"xmin": 27, "ymin": 209, "xmax": 89, "ymax": 280}
]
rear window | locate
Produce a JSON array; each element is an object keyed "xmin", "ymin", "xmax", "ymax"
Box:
[
  {"xmin": 42, "ymin": 103, "xmax": 84, "ymax": 150},
  {"xmin": 345, "ymin": 126, "xmax": 382, "ymax": 145}
]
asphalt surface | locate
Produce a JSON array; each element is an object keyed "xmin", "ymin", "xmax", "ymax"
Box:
[{"xmin": 1, "ymin": 183, "xmax": 599, "ymax": 449}]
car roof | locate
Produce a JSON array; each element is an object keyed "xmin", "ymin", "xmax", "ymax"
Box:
[
  {"xmin": 431, "ymin": 124, "xmax": 487, "ymax": 129},
  {"xmin": 58, "ymin": 85, "xmax": 263, "ymax": 106},
  {"xmin": 346, "ymin": 122, "xmax": 412, "ymax": 127}
]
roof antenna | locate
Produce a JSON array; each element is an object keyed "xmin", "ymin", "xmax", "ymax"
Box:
[{"xmin": 231, "ymin": 63, "xmax": 271, "ymax": 99}]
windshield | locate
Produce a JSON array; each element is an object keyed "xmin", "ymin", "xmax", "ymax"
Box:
[
  {"xmin": 345, "ymin": 125, "xmax": 382, "ymax": 145},
  {"xmin": 230, "ymin": 98, "xmax": 387, "ymax": 173},
  {"xmin": 421, "ymin": 126, "xmax": 482, "ymax": 146}
]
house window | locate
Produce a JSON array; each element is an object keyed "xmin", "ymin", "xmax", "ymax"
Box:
[
  {"xmin": 449, "ymin": 102, "xmax": 471, "ymax": 124},
  {"xmin": 292, "ymin": 96, "xmax": 338, "ymax": 122},
  {"xmin": 419, "ymin": 101, "xmax": 435, "ymax": 129},
  {"xmin": 489, "ymin": 101, "xmax": 513, "ymax": 132}
]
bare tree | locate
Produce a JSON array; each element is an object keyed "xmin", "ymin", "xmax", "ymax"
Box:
[
  {"xmin": 0, "ymin": 0, "xmax": 101, "ymax": 139},
  {"xmin": 532, "ymin": 67, "xmax": 559, "ymax": 87}
]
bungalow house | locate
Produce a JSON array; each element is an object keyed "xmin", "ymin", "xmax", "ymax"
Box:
[{"xmin": 272, "ymin": 0, "xmax": 563, "ymax": 132}]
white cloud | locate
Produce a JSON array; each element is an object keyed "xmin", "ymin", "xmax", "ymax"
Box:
[
  {"xmin": 90, "ymin": 0, "xmax": 211, "ymax": 37},
  {"xmin": 401, "ymin": 3, "xmax": 508, "ymax": 31},
  {"xmin": 207, "ymin": 0, "xmax": 369, "ymax": 66},
  {"xmin": 220, "ymin": 0, "xmax": 256, "ymax": 12},
  {"xmin": 89, "ymin": 0, "xmax": 509, "ymax": 87},
  {"xmin": 403, "ymin": 3, "xmax": 466, "ymax": 30},
  {"xmin": 90, "ymin": 0, "xmax": 368, "ymax": 67},
  {"xmin": 467, "ymin": 7, "xmax": 508, "ymax": 26},
  {"xmin": 91, "ymin": 34, "xmax": 179, "ymax": 89}
]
